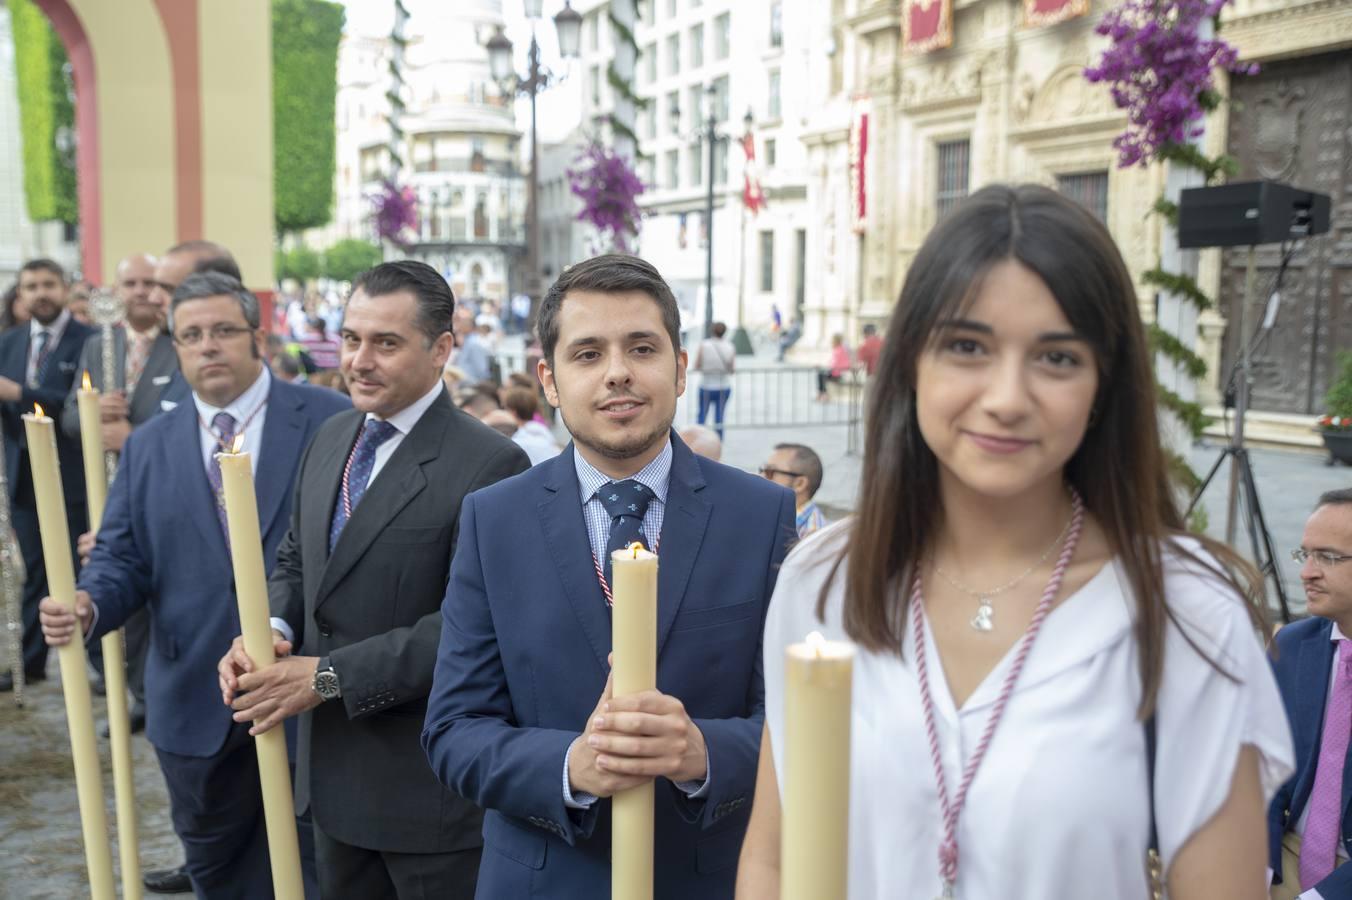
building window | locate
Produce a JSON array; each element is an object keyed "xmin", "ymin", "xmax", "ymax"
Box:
[
  {"xmin": 641, "ymin": 105, "xmax": 656, "ymax": 140},
  {"xmin": 1057, "ymin": 171, "xmax": 1110, "ymax": 222},
  {"xmin": 768, "ymin": 69, "xmax": 781, "ymax": 120},
  {"xmin": 666, "ymin": 33, "xmax": 681, "ymax": 76},
  {"xmin": 713, "ymin": 137, "xmax": 728, "ymax": 185},
  {"xmin": 470, "ymin": 138, "xmax": 485, "ymax": 173},
  {"xmin": 687, "ymin": 85, "xmax": 703, "ymax": 128},
  {"xmin": 641, "ymin": 0, "xmax": 654, "ymax": 25},
  {"xmin": 474, "ymin": 194, "xmax": 488, "ymax": 239},
  {"xmin": 689, "ymin": 141, "xmax": 703, "ymax": 187},
  {"xmin": 936, "ymin": 139, "xmax": 971, "ymax": 220},
  {"xmin": 765, "ymin": 138, "xmax": 777, "ymax": 168},
  {"xmin": 666, "ymin": 90, "xmax": 680, "ymax": 133},
  {"xmin": 759, "ymin": 230, "xmax": 775, "ymax": 292},
  {"xmin": 586, "ymin": 13, "xmax": 598, "ymax": 52},
  {"xmin": 590, "ymin": 65, "xmax": 601, "ymax": 105},
  {"xmin": 665, "ymin": 149, "xmax": 680, "ymax": 190},
  {"xmin": 712, "ymin": 75, "xmax": 729, "ymax": 122},
  {"xmin": 641, "ymin": 157, "xmax": 656, "ymax": 187},
  {"xmin": 769, "ymin": 1, "xmax": 783, "ymax": 49},
  {"xmin": 690, "ymin": 24, "xmax": 704, "ymax": 68},
  {"xmin": 644, "ymin": 44, "xmax": 657, "ymax": 83},
  {"xmin": 666, "ymin": 0, "xmax": 677, "ymax": 18},
  {"xmin": 714, "ymin": 13, "xmax": 730, "ymax": 60}
]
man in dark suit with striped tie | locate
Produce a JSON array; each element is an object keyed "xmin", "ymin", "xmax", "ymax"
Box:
[
  {"xmin": 0, "ymin": 258, "xmax": 93, "ymax": 691},
  {"xmin": 219, "ymin": 260, "xmax": 528, "ymax": 899}
]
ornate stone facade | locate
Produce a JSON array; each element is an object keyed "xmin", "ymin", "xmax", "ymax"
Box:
[{"xmin": 805, "ymin": 0, "xmax": 1352, "ymax": 436}]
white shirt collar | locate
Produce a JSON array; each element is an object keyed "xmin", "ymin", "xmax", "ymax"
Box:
[
  {"xmin": 30, "ymin": 308, "xmax": 71, "ymax": 342},
  {"xmin": 366, "ymin": 378, "xmax": 444, "ymax": 436},
  {"xmin": 1332, "ymin": 622, "xmax": 1347, "ymax": 642},
  {"xmin": 192, "ymin": 365, "xmax": 271, "ymax": 426}
]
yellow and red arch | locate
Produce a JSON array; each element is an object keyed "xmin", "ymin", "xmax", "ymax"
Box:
[{"xmin": 33, "ymin": 0, "xmax": 275, "ymax": 290}]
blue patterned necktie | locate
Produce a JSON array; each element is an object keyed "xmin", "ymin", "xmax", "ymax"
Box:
[
  {"xmin": 29, "ymin": 330, "xmax": 50, "ymax": 387},
  {"xmin": 600, "ymin": 479, "xmax": 654, "ymax": 587},
  {"xmin": 206, "ymin": 412, "xmax": 238, "ymax": 542},
  {"xmin": 329, "ymin": 419, "xmax": 400, "ymax": 551}
]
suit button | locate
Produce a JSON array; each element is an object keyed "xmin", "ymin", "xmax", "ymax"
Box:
[{"xmin": 318, "ymin": 622, "xmax": 332, "ymax": 637}]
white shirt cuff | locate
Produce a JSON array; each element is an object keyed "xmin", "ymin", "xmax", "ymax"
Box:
[
  {"xmin": 1300, "ymin": 890, "xmax": 1325, "ymax": 899},
  {"xmin": 84, "ymin": 601, "xmax": 100, "ymax": 645},
  {"xmin": 269, "ymin": 617, "xmax": 295, "ymax": 645},
  {"xmin": 563, "ymin": 737, "xmax": 598, "ymax": 809},
  {"xmin": 674, "ymin": 749, "xmax": 711, "ymax": 798}
]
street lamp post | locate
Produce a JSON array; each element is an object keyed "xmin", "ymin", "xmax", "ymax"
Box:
[
  {"xmin": 672, "ymin": 84, "xmax": 726, "ymax": 340},
  {"xmin": 486, "ymin": 2, "xmax": 581, "ymax": 320}
]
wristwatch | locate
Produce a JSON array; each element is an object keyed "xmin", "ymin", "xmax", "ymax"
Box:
[{"xmin": 313, "ymin": 657, "xmax": 341, "ymax": 701}]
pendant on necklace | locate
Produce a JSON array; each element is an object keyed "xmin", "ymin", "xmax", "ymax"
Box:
[
  {"xmin": 937, "ymin": 880, "xmax": 955, "ymax": 900},
  {"xmin": 970, "ymin": 597, "xmax": 994, "ymax": 632}
]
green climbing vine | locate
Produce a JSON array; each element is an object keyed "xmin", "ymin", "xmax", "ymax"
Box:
[{"xmin": 607, "ymin": 3, "xmax": 650, "ymax": 160}]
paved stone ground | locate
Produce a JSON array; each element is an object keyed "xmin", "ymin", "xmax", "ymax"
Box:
[{"xmin": 0, "ymin": 660, "xmax": 186, "ymax": 899}]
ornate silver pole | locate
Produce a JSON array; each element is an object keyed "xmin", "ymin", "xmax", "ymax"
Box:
[
  {"xmin": 0, "ymin": 426, "xmax": 27, "ymax": 707},
  {"xmin": 90, "ymin": 290, "xmax": 124, "ymax": 484}
]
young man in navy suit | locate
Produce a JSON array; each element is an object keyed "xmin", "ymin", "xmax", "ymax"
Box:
[
  {"xmin": 1271, "ymin": 488, "xmax": 1352, "ymax": 899},
  {"xmin": 0, "ymin": 258, "xmax": 93, "ymax": 691},
  {"xmin": 40, "ymin": 271, "xmax": 348, "ymax": 898},
  {"xmin": 422, "ymin": 254, "xmax": 798, "ymax": 899}
]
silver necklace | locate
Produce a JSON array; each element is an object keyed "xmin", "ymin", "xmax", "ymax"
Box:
[{"xmin": 930, "ymin": 509, "xmax": 1076, "ymax": 633}]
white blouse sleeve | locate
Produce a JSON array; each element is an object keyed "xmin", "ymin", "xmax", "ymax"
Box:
[{"xmin": 1154, "ymin": 557, "xmax": 1295, "ymax": 868}]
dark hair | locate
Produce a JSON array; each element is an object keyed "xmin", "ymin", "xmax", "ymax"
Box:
[
  {"xmin": 20, "ymin": 258, "xmax": 65, "ymax": 282},
  {"xmin": 1317, "ymin": 488, "xmax": 1352, "ymax": 509},
  {"xmin": 170, "ymin": 271, "xmax": 261, "ymax": 330},
  {"xmin": 863, "ymin": 323, "xmax": 877, "ymax": 336},
  {"xmin": 711, "ymin": 321, "xmax": 727, "ymax": 338},
  {"xmin": 456, "ymin": 382, "xmax": 501, "ymax": 415},
  {"xmin": 825, "ymin": 183, "xmax": 1257, "ymax": 718},
  {"xmin": 351, "ymin": 260, "xmax": 456, "ymax": 345},
  {"xmin": 774, "ymin": 442, "xmax": 823, "ymax": 499},
  {"xmin": 503, "ymin": 385, "xmax": 539, "ymax": 422},
  {"xmin": 538, "ymin": 254, "xmax": 681, "ymax": 366},
  {"xmin": 167, "ymin": 240, "xmax": 242, "ymax": 282}
]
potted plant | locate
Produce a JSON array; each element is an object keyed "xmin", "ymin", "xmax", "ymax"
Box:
[{"xmin": 1319, "ymin": 351, "xmax": 1352, "ymax": 466}]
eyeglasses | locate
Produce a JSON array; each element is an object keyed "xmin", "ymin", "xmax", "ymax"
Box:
[
  {"xmin": 759, "ymin": 466, "xmax": 804, "ymax": 480},
  {"xmin": 173, "ymin": 324, "xmax": 253, "ymax": 347},
  {"xmin": 1291, "ymin": 548, "xmax": 1352, "ymax": 568}
]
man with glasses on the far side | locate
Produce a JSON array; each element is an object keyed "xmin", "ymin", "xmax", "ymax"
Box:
[
  {"xmin": 39, "ymin": 272, "xmax": 347, "ymax": 898},
  {"xmin": 759, "ymin": 442, "xmax": 827, "ymax": 539},
  {"xmin": 1269, "ymin": 488, "xmax": 1352, "ymax": 900}
]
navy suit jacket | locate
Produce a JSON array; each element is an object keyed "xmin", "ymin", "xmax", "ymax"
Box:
[
  {"xmin": 422, "ymin": 435, "xmax": 797, "ymax": 900},
  {"xmin": 0, "ymin": 317, "xmax": 94, "ymax": 506},
  {"xmin": 80, "ymin": 376, "xmax": 349, "ymax": 757},
  {"xmin": 1269, "ymin": 616, "xmax": 1352, "ymax": 897}
]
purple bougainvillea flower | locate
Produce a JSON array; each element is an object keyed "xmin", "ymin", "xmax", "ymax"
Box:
[
  {"xmin": 567, "ymin": 142, "xmax": 647, "ymax": 254},
  {"xmin": 1085, "ymin": 0, "xmax": 1257, "ymax": 168}
]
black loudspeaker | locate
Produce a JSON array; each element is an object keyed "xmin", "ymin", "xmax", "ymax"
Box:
[{"xmin": 1177, "ymin": 180, "xmax": 1331, "ymax": 249}]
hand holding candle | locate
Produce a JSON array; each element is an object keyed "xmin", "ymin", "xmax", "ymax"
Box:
[
  {"xmin": 216, "ymin": 438, "xmax": 306, "ymax": 900},
  {"xmin": 23, "ymin": 405, "xmax": 116, "ymax": 900},
  {"xmin": 782, "ymin": 631, "xmax": 853, "ymax": 900}
]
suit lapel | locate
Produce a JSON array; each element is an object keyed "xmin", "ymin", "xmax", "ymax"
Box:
[
  {"xmin": 166, "ymin": 400, "xmax": 229, "ymax": 559},
  {"xmin": 254, "ymin": 381, "xmax": 306, "ymax": 538},
  {"xmin": 539, "ymin": 446, "xmax": 612, "ymax": 672},
  {"xmin": 655, "ymin": 436, "xmax": 710, "ymax": 658},
  {"xmin": 306, "ymin": 412, "xmax": 360, "ymax": 566},
  {"xmin": 129, "ymin": 333, "xmax": 178, "ymax": 418},
  {"xmin": 315, "ymin": 397, "xmax": 447, "ymax": 606}
]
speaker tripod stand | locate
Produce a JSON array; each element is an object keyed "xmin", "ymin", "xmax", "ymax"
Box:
[{"xmin": 1185, "ymin": 246, "xmax": 1292, "ymax": 624}]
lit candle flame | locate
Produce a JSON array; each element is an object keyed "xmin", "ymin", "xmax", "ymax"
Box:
[
  {"xmin": 627, "ymin": 541, "xmax": 645, "ymax": 558},
  {"xmin": 230, "ymin": 434, "xmax": 245, "ymax": 454},
  {"xmin": 806, "ymin": 630, "xmax": 826, "ymax": 658},
  {"xmin": 81, "ymin": 370, "xmax": 92, "ymax": 391},
  {"xmin": 33, "ymin": 403, "xmax": 44, "ymax": 418}
]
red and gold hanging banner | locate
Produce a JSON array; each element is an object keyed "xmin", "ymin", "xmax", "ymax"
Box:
[
  {"xmin": 904, "ymin": 0, "xmax": 953, "ymax": 55},
  {"xmin": 849, "ymin": 98, "xmax": 870, "ymax": 235},
  {"xmin": 1023, "ymin": 0, "xmax": 1089, "ymax": 28}
]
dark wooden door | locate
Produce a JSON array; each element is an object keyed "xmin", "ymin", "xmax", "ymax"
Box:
[{"xmin": 1222, "ymin": 51, "xmax": 1352, "ymax": 414}]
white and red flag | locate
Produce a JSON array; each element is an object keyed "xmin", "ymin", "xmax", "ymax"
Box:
[{"xmin": 741, "ymin": 132, "xmax": 766, "ymax": 215}]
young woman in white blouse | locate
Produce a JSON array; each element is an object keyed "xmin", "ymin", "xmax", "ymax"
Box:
[{"xmin": 736, "ymin": 184, "xmax": 1294, "ymax": 900}]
